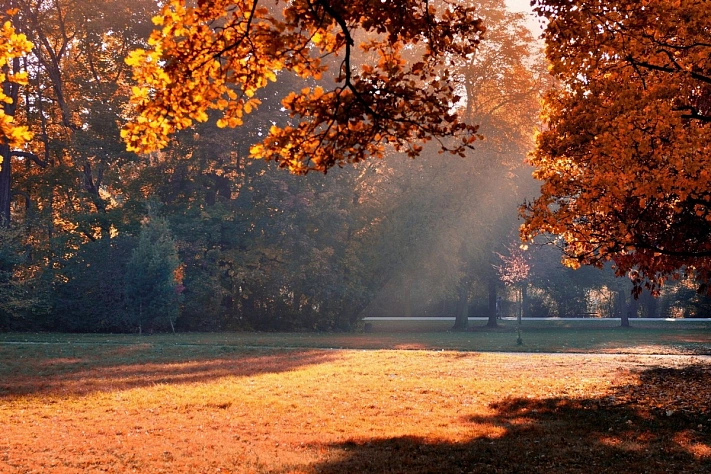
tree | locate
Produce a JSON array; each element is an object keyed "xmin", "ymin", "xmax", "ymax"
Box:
[
  {"xmin": 0, "ymin": 9, "xmax": 33, "ymax": 223},
  {"xmin": 495, "ymin": 241, "xmax": 529, "ymax": 324},
  {"xmin": 0, "ymin": 10, "xmax": 32, "ymax": 152},
  {"xmin": 8, "ymin": 0, "xmax": 156, "ymax": 229},
  {"xmin": 125, "ymin": 208, "xmax": 182, "ymax": 333},
  {"xmin": 54, "ymin": 235, "xmax": 135, "ymax": 332},
  {"xmin": 0, "ymin": 0, "xmax": 160, "ymax": 327},
  {"xmin": 522, "ymin": 0, "xmax": 711, "ymax": 296},
  {"xmin": 122, "ymin": 0, "xmax": 484, "ymax": 173},
  {"xmin": 0, "ymin": 222, "xmax": 51, "ymax": 329}
]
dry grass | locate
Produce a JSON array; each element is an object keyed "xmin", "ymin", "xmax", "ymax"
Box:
[{"xmin": 0, "ymin": 335, "xmax": 710, "ymax": 473}]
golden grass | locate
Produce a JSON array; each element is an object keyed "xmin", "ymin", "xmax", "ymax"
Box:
[{"xmin": 0, "ymin": 341, "xmax": 709, "ymax": 473}]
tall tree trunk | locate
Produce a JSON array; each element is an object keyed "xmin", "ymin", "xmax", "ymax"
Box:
[
  {"xmin": 615, "ymin": 290, "xmax": 625, "ymax": 317},
  {"xmin": 517, "ymin": 287, "xmax": 523, "ymax": 325},
  {"xmin": 1, "ymin": 59, "xmax": 21, "ymax": 225},
  {"xmin": 486, "ymin": 279, "xmax": 498, "ymax": 328},
  {"xmin": 0, "ymin": 142, "xmax": 11, "ymax": 225}
]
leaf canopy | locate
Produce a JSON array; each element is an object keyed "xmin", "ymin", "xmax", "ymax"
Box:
[
  {"xmin": 122, "ymin": 0, "xmax": 485, "ymax": 173},
  {"xmin": 523, "ymin": 0, "xmax": 711, "ymax": 295}
]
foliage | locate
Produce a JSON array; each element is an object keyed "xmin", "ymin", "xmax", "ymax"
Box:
[
  {"xmin": 5, "ymin": 0, "xmax": 710, "ymax": 333},
  {"xmin": 124, "ymin": 208, "xmax": 182, "ymax": 333},
  {"xmin": 0, "ymin": 0, "xmax": 161, "ymax": 328},
  {"xmin": 53, "ymin": 235, "xmax": 136, "ymax": 332},
  {"xmin": 522, "ymin": 0, "xmax": 711, "ymax": 296},
  {"xmin": 0, "ymin": 9, "xmax": 33, "ymax": 161},
  {"xmin": 122, "ymin": 0, "xmax": 484, "ymax": 173},
  {"xmin": 526, "ymin": 245, "xmax": 627, "ymax": 318},
  {"xmin": 358, "ymin": 0, "xmax": 544, "ymax": 322},
  {"xmin": 495, "ymin": 242, "xmax": 530, "ymax": 287},
  {"xmin": 0, "ymin": 223, "xmax": 51, "ymax": 329}
]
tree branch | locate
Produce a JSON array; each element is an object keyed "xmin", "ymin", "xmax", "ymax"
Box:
[
  {"xmin": 626, "ymin": 56, "xmax": 711, "ymax": 85},
  {"xmin": 11, "ymin": 151, "xmax": 47, "ymax": 169}
]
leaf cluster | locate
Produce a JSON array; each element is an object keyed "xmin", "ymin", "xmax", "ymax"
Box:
[
  {"xmin": 0, "ymin": 10, "xmax": 33, "ymax": 161},
  {"xmin": 122, "ymin": 0, "xmax": 485, "ymax": 173}
]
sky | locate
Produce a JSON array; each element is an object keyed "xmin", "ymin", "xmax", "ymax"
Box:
[
  {"xmin": 505, "ymin": 0, "xmax": 533, "ymax": 13},
  {"xmin": 504, "ymin": 0, "xmax": 545, "ymax": 35}
]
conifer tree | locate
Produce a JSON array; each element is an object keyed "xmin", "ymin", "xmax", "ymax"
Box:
[{"xmin": 125, "ymin": 207, "xmax": 182, "ymax": 333}]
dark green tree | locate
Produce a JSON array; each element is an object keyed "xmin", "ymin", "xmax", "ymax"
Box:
[
  {"xmin": 53, "ymin": 235, "xmax": 135, "ymax": 332},
  {"xmin": 125, "ymin": 208, "xmax": 182, "ymax": 333},
  {"xmin": 0, "ymin": 223, "xmax": 51, "ymax": 329}
]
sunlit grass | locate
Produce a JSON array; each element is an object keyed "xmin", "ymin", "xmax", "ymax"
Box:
[{"xmin": 0, "ymin": 331, "xmax": 710, "ymax": 473}]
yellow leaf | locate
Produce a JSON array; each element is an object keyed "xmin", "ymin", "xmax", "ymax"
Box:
[{"xmin": 125, "ymin": 50, "xmax": 145, "ymax": 67}]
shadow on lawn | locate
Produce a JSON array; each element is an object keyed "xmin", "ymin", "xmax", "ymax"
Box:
[
  {"xmin": 306, "ymin": 364, "xmax": 711, "ymax": 474},
  {"xmin": 0, "ymin": 345, "xmax": 336, "ymax": 398}
]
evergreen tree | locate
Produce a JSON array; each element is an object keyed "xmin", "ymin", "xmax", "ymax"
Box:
[{"xmin": 125, "ymin": 208, "xmax": 182, "ymax": 333}]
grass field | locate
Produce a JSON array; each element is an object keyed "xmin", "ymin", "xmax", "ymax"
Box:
[{"xmin": 1, "ymin": 324, "xmax": 710, "ymax": 473}]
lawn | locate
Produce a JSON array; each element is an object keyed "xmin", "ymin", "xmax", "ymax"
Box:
[{"xmin": 1, "ymin": 326, "xmax": 710, "ymax": 473}]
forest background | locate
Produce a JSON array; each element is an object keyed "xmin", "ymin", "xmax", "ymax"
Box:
[{"xmin": 1, "ymin": 0, "xmax": 709, "ymax": 334}]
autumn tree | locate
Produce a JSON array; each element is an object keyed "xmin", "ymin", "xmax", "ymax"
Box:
[
  {"xmin": 452, "ymin": 0, "xmax": 545, "ymax": 329},
  {"xmin": 8, "ymin": 0, "xmax": 156, "ymax": 232},
  {"xmin": 495, "ymin": 240, "xmax": 530, "ymax": 323},
  {"xmin": 0, "ymin": 0, "xmax": 160, "ymax": 328},
  {"xmin": 522, "ymin": 0, "xmax": 711, "ymax": 296},
  {"xmin": 0, "ymin": 9, "xmax": 33, "ymax": 224},
  {"xmin": 122, "ymin": 0, "xmax": 485, "ymax": 173}
]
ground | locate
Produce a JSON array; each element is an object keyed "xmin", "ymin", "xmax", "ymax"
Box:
[{"xmin": 0, "ymin": 323, "xmax": 710, "ymax": 473}]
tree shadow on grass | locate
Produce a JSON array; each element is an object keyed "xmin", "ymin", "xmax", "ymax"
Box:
[
  {"xmin": 0, "ymin": 344, "xmax": 337, "ymax": 399},
  {"xmin": 304, "ymin": 364, "xmax": 711, "ymax": 474}
]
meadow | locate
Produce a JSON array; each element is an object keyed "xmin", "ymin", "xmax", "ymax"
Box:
[{"xmin": 1, "ymin": 321, "xmax": 710, "ymax": 473}]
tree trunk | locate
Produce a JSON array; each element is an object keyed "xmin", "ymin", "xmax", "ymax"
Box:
[
  {"xmin": 486, "ymin": 279, "xmax": 498, "ymax": 328},
  {"xmin": 621, "ymin": 294, "xmax": 637, "ymax": 328},
  {"xmin": 517, "ymin": 287, "xmax": 522, "ymax": 325},
  {"xmin": 621, "ymin": 308, "xmax": 630, "ymax": 328},
  {"xmin": 452, "ymin": 283, "xmax": 469, "ymax": 331},
  {"xmin": 521, "ymin": 284, "xmax": 528, "ymax": 318},
  {"xmin": 0, "ymin": 142, "xmax": 11, "ymax": 225},
  {"xmin": 615, "ymin": 290, "xmax": 625, "ymax": 317},
  {"xmin": 1, "ymin": 60, "xmax": 20, "ymax": 225}
]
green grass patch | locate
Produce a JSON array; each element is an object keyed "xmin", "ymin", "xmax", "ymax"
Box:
[{"xmin": 1, "ymin": 318, "xmax": 710, "ymax": 355}]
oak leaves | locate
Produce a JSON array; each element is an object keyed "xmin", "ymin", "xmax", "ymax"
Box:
[
  {"xmin": 0, "ymin": 10, "xmax": 33, "ymax": 165},
  {"xmin": 522, "ymin": 0, "xmax": 711, "ymax": 294},
  {"xmin": 122, "ymin": 0, "xmax": 484, "ymax": 173}
]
